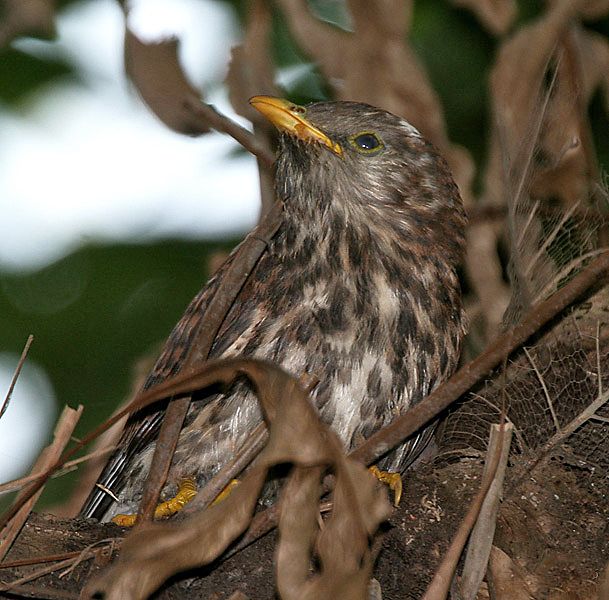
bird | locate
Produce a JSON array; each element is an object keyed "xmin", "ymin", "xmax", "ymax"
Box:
[{"xmin": 80, "ymin": 96, "xmax": 467, "ymax": 522}]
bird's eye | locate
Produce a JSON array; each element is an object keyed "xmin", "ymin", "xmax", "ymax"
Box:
[{"xmin": 350, "ymin": 132, "xmax": 384, "ymax": 154}]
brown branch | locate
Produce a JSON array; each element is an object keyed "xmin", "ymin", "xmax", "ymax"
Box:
[
  {"xmin": 184, "ymin": 98, "xmax": 274, "ymax": 169},
  {"xmin": 0, "ymin": 334, "xmax": 33, "ymax": 422}
]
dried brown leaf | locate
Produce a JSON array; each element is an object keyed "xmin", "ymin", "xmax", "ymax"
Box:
[
  {"xmin": 484, "ymin": 1, "xmax": 605, "ymax": 208},
  {"xmin": 486, "ymin": 546, "xmax": 536, "ymax": 599},
  {"xmin": 450, "ymin": 0, "xmax": 518, "ymax": 36},
  {"xmin": 84, "ymin": 359, "xmax": 391, "ymax": 600},
  {"xmin": 121, "ymin": 4, "xmax": 275, "ymax": 167},
  {"xmin": 124, "ymin": 31, "xmax": 211, "ymax": 136}
]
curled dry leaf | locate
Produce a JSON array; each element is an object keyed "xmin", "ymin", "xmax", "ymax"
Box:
[
  {"xmin": 121, "ymin": 4, "xmax": 274, "ymax": 162},
  {"xmin": 123, "ymin": 31, "xmax": 211, "ymax": 136},
  {"xmin": 486, "ymin": 546, "xmax": 536, "ymax": 600},
  {"xmin": 274, "ymin": 0, "xmax": 474, "ymax": 205},
  {"xmin": 84, "ymin": 359, "xmax": 391, "ymax": 600},
  {"xmin": 484, "ymin": 0, "xmax": 608, "ymax": 208}
]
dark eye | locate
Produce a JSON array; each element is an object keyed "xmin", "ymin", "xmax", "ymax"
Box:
[{"xmin": 350, "ymin": 132, "xmax": 384, "ymax": 153}]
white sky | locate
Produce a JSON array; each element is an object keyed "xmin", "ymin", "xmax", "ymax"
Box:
[
  {"xmin": 1, "ymin": 0, "xmax": 261, "ymax": 272},
  {"xmin": 0, "ymin": 356, "xmax": 56, "ymax": 483},
  {"xmin": 0, "ymin": 0, "xmax": 262, "ymax": 482}
]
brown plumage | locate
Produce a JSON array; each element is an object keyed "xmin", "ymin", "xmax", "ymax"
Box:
[{"xmin": 81, "ymin": 97, "xmax": 466, "ymax": 521}]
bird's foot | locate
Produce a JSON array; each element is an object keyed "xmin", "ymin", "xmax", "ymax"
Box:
[
  {"xmin": 111, "ymin": 478, "xmax": 198, "ymax": 527},
  {"xmin": 369, "ymin": 466, "xmax": 402, "ymax": 506}
]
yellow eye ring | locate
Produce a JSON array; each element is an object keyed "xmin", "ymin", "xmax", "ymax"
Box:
[{"xmin": 349, "ymin": 132, "xmax": 384, "ymax": 154}]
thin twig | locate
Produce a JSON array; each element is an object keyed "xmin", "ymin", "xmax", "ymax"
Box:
[
  {"xmin": 0, "ymin": 446, "xmax": 117, "ymax": 496},
  {"xmin": 0, "ymin": 555, "xmax": 85, "ymax": 592},
  {"xmin": 0, "ymin": 551, "xmax": 81, "ymax": 569},
  {"xmin": 0, "ymin": 335, "xmax": 33, "ymax": 422},
  {"xmin": 58, "ymin": 538, "xmax": 120, "ymax": 579},
  {"xmin": 509, "ymin": 387, "xmax": 609, "ymax": 494},
  {"xmin": 523, "ymin": 346, "xmax": 561, "ymax": 432},
  {"xmin": 515, "ymin": 199, "xmax": 540, "ymax": 249},
  {"xmin": 187, "ymin": 99, "xmax": 274, "ymax": 169},
  {"xmin": 185, "ymin": 422, "xmax": 268, "ymax": 514}
]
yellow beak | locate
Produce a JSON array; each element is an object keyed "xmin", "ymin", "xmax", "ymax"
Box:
[{"xmin": 249, "ymin": 96, "xmax": 343, "ymax": 156}]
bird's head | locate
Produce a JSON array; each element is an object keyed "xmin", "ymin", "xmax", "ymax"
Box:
[{"xmin": 250, "ymin": 96, "xmax": 465, "ymax": 260}]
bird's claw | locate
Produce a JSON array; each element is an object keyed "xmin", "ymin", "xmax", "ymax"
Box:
[
  {"xmin": 369, "ymin": 466, "xmax": 403, "ymax": 506},
  {"xmin": 111, "ymin": 477, "xmax": 197, "ymax": 527}
]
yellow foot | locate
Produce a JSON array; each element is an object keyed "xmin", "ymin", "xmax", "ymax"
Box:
[
  {"xmin": 210, "ymin": 479, "xmax": 240, "ymax": 506},
  {"xmin": 369, "ymin": 466, "xmax": 403, "ymax": 507},
  {"xmin": 112, "ymin": 478, "xmax": 198, "ymax": 527}
]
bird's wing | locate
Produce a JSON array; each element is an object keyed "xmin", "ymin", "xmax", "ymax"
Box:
[{"xmin": 80, "ymin": 245, "xmax": 247, "ymax": 519}]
